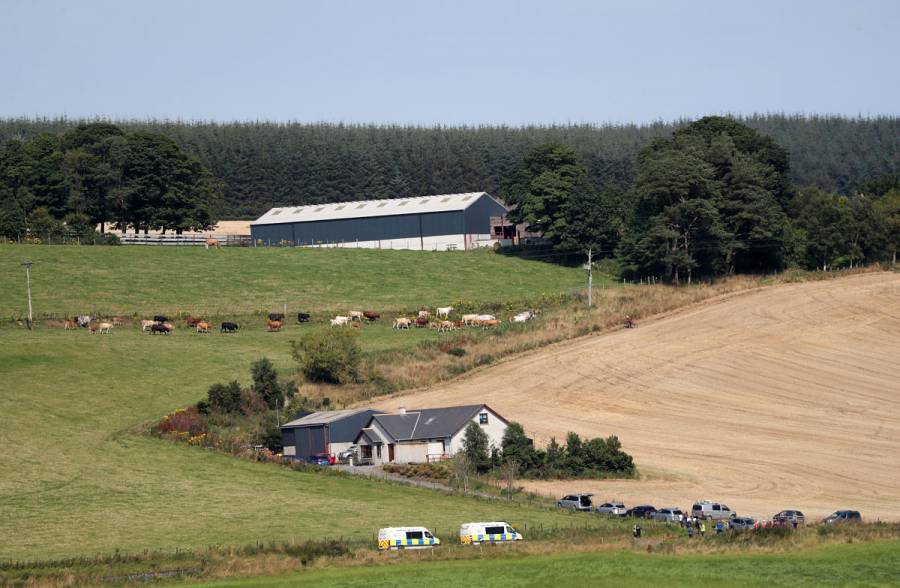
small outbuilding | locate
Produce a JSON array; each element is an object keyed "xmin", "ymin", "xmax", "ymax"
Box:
[
  {"xmin": 354, "ymin": 404, "xmax": 508, "ymax": 465},
  {"xmin": 250, "ymin": 192, "xmax": 509, "ymax": 251},
  {"xmin": 281, "ymin": 409, "xmax": 376, "ymax": 461}
]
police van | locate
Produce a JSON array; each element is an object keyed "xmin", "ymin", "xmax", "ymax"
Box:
[
  {"xmin": 459, "ymin": 522, "xmax": 523, "ymax": 545},
  {"xmin": 377, "ymin": 527, "xmax": 440, "ymax": 550}
]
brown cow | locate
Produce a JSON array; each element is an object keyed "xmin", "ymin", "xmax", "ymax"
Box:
[
  {"xmin": 267, "ymin": 319, "xmax": 284, "ymax": 332},
  {"xmin": 415, "ymin": 316, "xmax": 429, "ymax": 328},
  {"xmin": 111, "ymin": 316, "xmax": 126, "ymax": 326},
  {"xmin": 205, "ymin": 237, "xmax": 220, "ymax": 249},
  {"xmin": 481, "ymin": 319, "xmax": 500, "ymax": 330},
  {"xmin": 363, "ymin": 310, "xmax": 380, "ymax": 321},
  {"xmin": 64, "ymin": 319, "xmax": 78, "ymax": 330},
  {"xmin": 185, "ymin": 316, "xmax": 202, "ymax": 327},
  {"xmin": 196, "ymin": 321, "xmax": 211, "ymax": 333}
]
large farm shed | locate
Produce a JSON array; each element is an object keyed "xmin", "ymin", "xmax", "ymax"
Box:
[
  {"xmin": 281, "ymin": 409, "xmax": 376, "ymax": 460},
  {"xmin": 250, "ymin": 192, "xmax": 509, "ymax": 251}
]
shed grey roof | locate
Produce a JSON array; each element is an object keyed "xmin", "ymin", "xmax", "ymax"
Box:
[
  {"xmin": 251, "ymin": 192, "xmax": 506, "ymax": 226},
  {"xmin": 282, "ymin": 408, "xmax": 372, "ymax": 428},
  {"xmin": 369, "ymin": 404, "xmax": 500, "ymax": 442}
]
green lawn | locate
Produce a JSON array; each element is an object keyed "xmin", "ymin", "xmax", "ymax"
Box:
[
  {"xmin": 182, "ymin": 541, "xmax": 900, "ymax": 588},
  {"xmin": 0, "ymin": 245, "xmax": 585, "ymax": 317},
  {"xmin": 0, "ymin": 246, "xmax": 593, "ymax": 560}
]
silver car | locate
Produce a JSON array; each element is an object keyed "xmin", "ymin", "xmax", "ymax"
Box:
[
  {"xmin": 651, "ymin": 507, "xmax": 685, "ymax": 523},
  {"xmin": 729, "ymin": 517, "xmax": 756, "ymax": 531},
  {"xmin": 558, "ymin": 493, "xmax": 593, "ymax": 511},
  {"xmin": 595, "ymin": 502, "xmax": 626, "ymax": 516}
]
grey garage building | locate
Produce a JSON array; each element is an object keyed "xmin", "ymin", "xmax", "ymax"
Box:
[
  {"xmin": 250, "ymin": 192, "xmax": 509, "ymax": 251},
  {"xmin": 280, "ymin": 409, "xmax": 376, "ymax": 461}
]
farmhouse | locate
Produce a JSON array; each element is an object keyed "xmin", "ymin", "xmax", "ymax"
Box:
[
  {"xmin": 354, "ymin": 404, "xmax": 508, "ymax": 465},
  {"xmin": 281, "ymin": 408, "xmax": 376, "ymax": 461},
  {"xmin": 250, "ymin": 192, "xmax": 510, "ymax": 251}
]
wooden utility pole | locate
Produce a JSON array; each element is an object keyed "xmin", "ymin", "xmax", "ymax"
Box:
[{"xmin": 21, "ymin": 261, "xmax": 33, "ymax": 330}]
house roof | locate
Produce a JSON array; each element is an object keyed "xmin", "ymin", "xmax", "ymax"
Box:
[
  {"xmin": 368, "ymin": 404, "xmax": 501, "ymax": 442},
  {"xmin": 251, "ymin": 192, "xmax": 506, "ymax": 226},
  {"xmin": 281, "ymin": 408, "xmax": 373, "ymax": 428}
]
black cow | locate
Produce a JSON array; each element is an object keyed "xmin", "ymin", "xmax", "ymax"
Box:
[
  {"xmin": 153, "ymin": 315, "xmax": 168, "ymax": 323},
  {"xmin": 297, "ymin": 312, "xmax": 311, "ymax": 323},
  {"xmin": 150, "ymin": 323, "xmax": 171, "ymax": 335},
  {"xmin": 221, "ymin": 322, "xmax": 239, "ymax": 333},
  {"xmin": 268, "ymin": 313, "xmax": 285, "ymax": 321}
]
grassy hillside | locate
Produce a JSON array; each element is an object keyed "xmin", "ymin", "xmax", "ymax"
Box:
[
  {"xmin": 0, "ymin": 245, "xmax": 595, "ymax": 560},
  {"xmin": 183, "ymin": 541, "xmax": 900, "ymax": 587},
  {"xmin": 0, "ymin": 245, "xmax": 586, "ymax": 318},
  {"xmin": 0, "ymin": 325, "xmax": 603, "ymax": 560}
]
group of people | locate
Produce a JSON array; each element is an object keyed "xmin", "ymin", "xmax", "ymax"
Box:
[{"xmin": 631, "ymin": 517, "xmax": 731, "ymax": 540}]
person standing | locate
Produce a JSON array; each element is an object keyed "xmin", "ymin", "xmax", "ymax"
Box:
[{"xmin": 700, "ymin": 521, "xmax": 706, "ymax": 537}]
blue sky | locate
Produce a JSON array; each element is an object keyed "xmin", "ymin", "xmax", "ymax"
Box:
[{"xmin": 1, "ymin": 0, "xmax": 898, "ymax": 124}]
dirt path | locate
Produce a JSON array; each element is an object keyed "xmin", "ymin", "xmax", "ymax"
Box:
[{"xmin": 373, "ymin": 273, "xmax": 900, "ymax": 521}]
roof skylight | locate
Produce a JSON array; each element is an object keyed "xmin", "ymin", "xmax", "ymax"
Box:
[{"xmin": 314, "ymin": 207, "xmax": 325, "ymax": 212}]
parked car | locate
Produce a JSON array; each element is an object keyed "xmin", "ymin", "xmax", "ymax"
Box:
[
  {"xmin": 824, "ymin": 510, "xmax": 861, "ymax": 524},
  {"xmin": 338, "ymin": 445, "xmax": 359, "ymax": 463},
  {"xmin": 772, "ymin": 510, "xmax": 805, "ymax": 526},
  {"xmin": 558, "ymin": 494, "xmax": 594, "ymax": 511},
  {"xmin": 729, "ymin": 517, "xmax": 756, "ymax": 531},
  {"xmin": 651, "ymin": 508, "xmax": 685, "ymax": 523},
  {"xmin": 691, "ymin": 501, "xmax": 736, "ymax": 520},
  {"xmin": 305, "ymin": 452, "xmax": 334, "ymax": 466},
  {"xmin": 624, "ymin": 505, "xmax": 657, "ymax": 519},
  {"xmin": 595, "ymin": 502, "xmax": 626, "ymax": 516}
]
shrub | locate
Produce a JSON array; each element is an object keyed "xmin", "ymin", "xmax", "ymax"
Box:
[
  {"xmin": 292, "ymin": 330, "xmax": 361, "ymax": 384},
  {"xmin": 446, "ymin": 347, "xmax": 466, "ymax": 357},
  {"xmin": 251, "ymin": 357, "xmax": 285, "ymax": 409},
  {"xmin": 207, "ymin": 380, "xmax": 244, "ymax": 414}
]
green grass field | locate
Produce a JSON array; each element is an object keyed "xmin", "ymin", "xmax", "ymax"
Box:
[
  {"xmin": 0, "ymin": 245, "xmax": 594, "ymax": 561},
  {"xmin": 0, "ymin": 245, "xmax": 585, "ymax": 317},
  {"xmin": 182, "ymin": 541, "xmax": 900, "ymax": 587}
]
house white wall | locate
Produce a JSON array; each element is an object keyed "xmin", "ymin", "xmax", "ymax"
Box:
[{"xmin": 448, "ymin": 407, "xmax": 507, "ymax": 455}]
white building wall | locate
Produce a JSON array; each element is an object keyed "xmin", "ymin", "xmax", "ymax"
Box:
[
  {"xmin": 448, "ymin": 407, "xmax": 508, "ymax": 456},
  {"xmin": 291, "ymin": 234, "xmax": 497, "ymax": 252},
  {"xmin": 393, "ymin": 442, "xmax": 429, "ymax": 464}
]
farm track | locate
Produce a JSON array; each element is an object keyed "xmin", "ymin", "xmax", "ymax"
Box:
[{"xmin": 374, "ymin": 272, "xmax": 900, "ymax": 520}]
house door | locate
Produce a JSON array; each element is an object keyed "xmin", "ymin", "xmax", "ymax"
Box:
[{"xmin": 388, "ymin": 444, "xmax": 395, "ymax": 462}]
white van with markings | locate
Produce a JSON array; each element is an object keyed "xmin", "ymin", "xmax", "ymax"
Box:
[
  {"xmin": 377, "ymin": 527, "xmax": 440, "ymax": 550},
  {"xmin": 459, "ymin": 522, "xmax": 523, "ymax": 545}
]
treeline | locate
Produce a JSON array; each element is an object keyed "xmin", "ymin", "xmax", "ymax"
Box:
[
  {"xmin": 1, "ymin": 115, "xmax": 898, "ymax": 218},
  {"xmin": 0, "ymin": 123, "xmax": 221, "ymax": 240},
  {"xmin": 510, "ymin": 117, "xmax": 900, "ymax": 279}
]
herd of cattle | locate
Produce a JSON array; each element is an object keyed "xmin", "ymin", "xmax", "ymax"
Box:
[{"xmin": 57, "ymin": 307, "xmax": 536, "ymax": 335}]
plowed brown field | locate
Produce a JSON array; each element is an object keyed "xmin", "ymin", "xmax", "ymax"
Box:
[{"xmin": 374, "ymin": 273, "xmax": 900, "ymax": 520}]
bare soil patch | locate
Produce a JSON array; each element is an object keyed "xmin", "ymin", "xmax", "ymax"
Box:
[{"xmin": 374, "ymin": 273, "xmax": 900, "ymax": 521}]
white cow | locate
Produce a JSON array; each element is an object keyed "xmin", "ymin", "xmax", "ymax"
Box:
[
  {"xmin": 348, "ymin": 310, "xmax": 364, "ymax": 322},
  {"xmin": 461, "ymin": 314, "xmax": 479, "ymax": 326},
  {"xmin": 417, "ymin": 310, "xmax": 430, "ymax": 319},
  {"xmin": 436, "ymin": 306, "xmax": 453, "ymax": 318},
  {"xmin": 331, "ymin": 316, "xmax": 350, "ymax": 327},
  {"xmin": 512, "ymin": 310, "xmax": 535, "ymax": 323},
  {"xmin": 392, "ymin": 317, "xmax": 412, "ymax": 329}
]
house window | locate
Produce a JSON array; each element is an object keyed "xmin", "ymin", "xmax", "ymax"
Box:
[{"xmin": 479, "ymin": 412, "xmax": 488, "ymax": 425}]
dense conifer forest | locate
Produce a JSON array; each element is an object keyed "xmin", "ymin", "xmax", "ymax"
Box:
[{"xmin": 1, "ymin": 115, "xmax": 898, "ymax": 218}]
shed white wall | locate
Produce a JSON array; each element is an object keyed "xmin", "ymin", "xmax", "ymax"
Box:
[
  {"xmin": 448, "ymin": 408, "xmax": 507, "ymax": 455},
  {"xmin": 288, "ymin": 234, "xmax": 494, "ymax": 252}
]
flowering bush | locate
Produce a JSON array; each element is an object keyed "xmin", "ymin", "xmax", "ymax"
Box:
[{"xmin": 157, "ymin": 407, "xmax": 207, "ymax": 436}]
